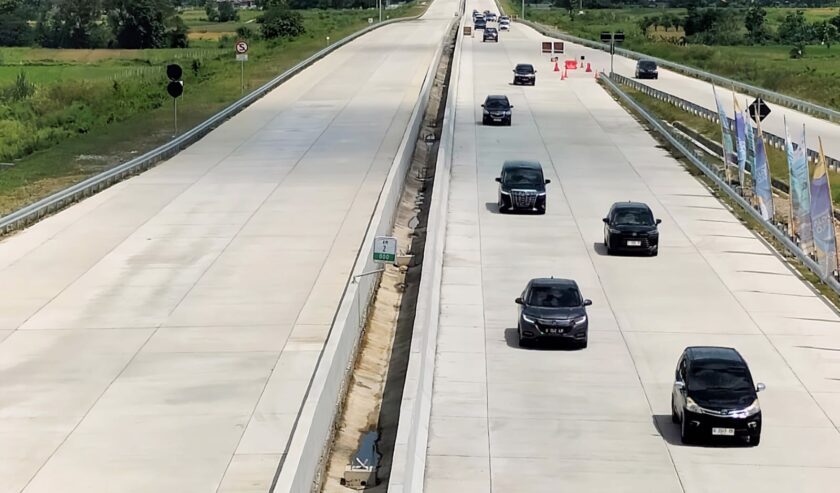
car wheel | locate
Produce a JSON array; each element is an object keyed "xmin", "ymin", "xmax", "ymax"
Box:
[
  {"xmin": 506, "ymin": 118, "xmax": 512, "ymax": 126},
  {"xmin": 649, "ymin": 248, "xmax": 658, "ymax": 257},
  {"xmin": 576, "ymin": 336, "xmax": 588, "ymax": 349},
  {"xmin": 671, "ymin": 397, "xmax": 679, "ymax": 423},
  {"xmin": 518, "ymin": 331, "xmax": 529, "ymax": 348},
  {"xmin": 680, "ymin": 415, "xmax": 694, "ymax": 445},
  {"xmin": 748, "ymin": 433, "xmax": 761, "ymax": 446}
]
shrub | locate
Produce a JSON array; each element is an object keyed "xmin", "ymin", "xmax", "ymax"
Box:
[{"xmin": 260, "ymin": 8, "xmax": 305, "ymax": 39}]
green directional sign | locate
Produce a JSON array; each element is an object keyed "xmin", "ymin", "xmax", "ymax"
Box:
[{"xmin": 373, "ymin": 236, "xmax": 397, "ymax": 263}]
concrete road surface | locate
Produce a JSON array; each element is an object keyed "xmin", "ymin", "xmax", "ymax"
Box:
[
  {"xmin": 0, "ymin": 1, "xmax": 456, "ymax": 491},
  {"xmin": 425, "ymin": 5, "xmax": 840, "ymax": 492},
  {"xmin": 526, "ymin": 25, "xmax": 840, "ymax": 160}
]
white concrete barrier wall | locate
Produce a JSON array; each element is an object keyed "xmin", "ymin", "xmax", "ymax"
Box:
[
  {"xmin": 273, "ymin": 16, "xmax": 459, "ymax": 493},
  {"xmin": 387, "ymin": 13, "xmax": 466, "ymax": 493}
]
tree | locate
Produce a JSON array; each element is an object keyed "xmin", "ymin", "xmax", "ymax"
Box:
[
  {"xmin": 0, "ymin": 11, "xmax": 32, "ymax": 46},
  {"xmin": 205, "ymin": 0, "xmax": 219, "ymax": 21},
  {"xmin": 778, "ymin": 10, "xmax": 813, "ymax": 45},
  {"xmin": 816, "ymin": 21, "xmax": 839, "ymax": 49},
  {"xmin": 218, "ymin": 1, "xmax": 239, "ymax": 21},
  {"xmin": 108, "ymin": 0, "xmax": 173, "ymax": 49},
  {"xmin": 744, "ymin": 4, "xmax": 768, "ymax": 44},
  {"xmin": 259, "ymin": 8, "xmax": 304, "ymax": 39},
  {"xmin": 37, "ymin": 0, "xmax": 104, "ymax": 48},
  {"xmin": 167, "ymin": 15, "xmax": 190, "ymax": 48}
]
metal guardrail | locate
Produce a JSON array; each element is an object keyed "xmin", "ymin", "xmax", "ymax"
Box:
[
  {"xmin": 612, "ymin": 73, "xmax": 840, "ymax": 172},
  {"xmin": 517, "ymin": 18, "xmax": 840, "ymax": 124},
  {"xmin": 601, "ymin": 73, "xmax": 840, "ymax": 295},
  {"xmin": 0, "ymin": 14, "xmax": 422, "ymax": 236}
]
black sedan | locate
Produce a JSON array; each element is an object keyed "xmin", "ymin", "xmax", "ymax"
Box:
[
  {"xmin": 516, "ymin": 278, "xmax": 592, "ymax": 349},
  {"xmin": 672, "ymin": 346, "xmax": 764, "ymax": 446},
  {"xmin": 481, "ymin": 95, "xmax": 512, "ymax": 126},
  {"xmin": 603, "ymin": 201, "xmax": 660, "ymax": 256},
  {"xmin": 512, "ymin": 63, "xmax": 536, "ymax": 85}
]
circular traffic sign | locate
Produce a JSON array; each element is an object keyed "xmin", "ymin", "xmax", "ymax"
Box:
[
  {"xmin": 167, "ymin": 80, "xmax": 184, "ymax": 98},
  {"xmin": 166, "ymin": 63, "xmax": 182, "ymax": 81},
  {"xmin": 235, "ymin": 41, "xmax": 249, "ymax": 54}
]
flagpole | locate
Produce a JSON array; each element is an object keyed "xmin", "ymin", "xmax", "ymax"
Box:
[
  {"xmin": 819, "ymin": 136, "xmax": 840, "ymax": 274},
  {"xmin": 713, "ymin": 85, "xmax": 731, "ymax": 184}
]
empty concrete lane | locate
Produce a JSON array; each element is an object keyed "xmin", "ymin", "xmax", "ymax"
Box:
[
  {"xmin": 0, "ymin": 2, "xmax": 456, "ymax": 492},
  {"xmin": 424, "ymin": 6, "xmax": 840, "ymax": 492}
]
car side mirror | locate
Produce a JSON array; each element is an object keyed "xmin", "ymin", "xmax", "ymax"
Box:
[
  {"xmin": 674, "ymin": 381, "xmax": 685, "ymax": 391},
  {"xmin": 656, "ymin": 218, "xmax": 662, "ymax": 225},
  {"xmin": 509, "ymin": 105, "xmax": 514, "ymax": 109},
  {"xmin": 481, "ymin": 104, "xmax": 485, "ymax": 107},
  {"xmin": 583, "ymin": 299, "xmax": 592, "ymax": 306},
  {"xmin": 756, "ymin": 383, "xmax": 766, "ymax": 392},
  {"xmin": 515, "ymin": 297, "xmax": 524, "ymax": 305},
  {"xmin": 495, "ymin": 177, "xmax": 501, "ymax": 183},
  {"xmin": 602, "ymin": 218, "xmax": 609, "ymax": 223},
  {"xmin": 534, "ymin": 70, "xmax": 538, "ymax": 73},
  {"xmin": 544, "ymin": 179, "xmax": 551, "ymax": 184}
]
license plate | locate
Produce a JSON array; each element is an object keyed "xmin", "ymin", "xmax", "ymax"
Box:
[
  {"xmin": 547, "ymin": 328, "xmax": 564, "ymax": 334},
  {"xmin": 493, "ymin": 118, "xmax": 501, "ymax": 122},
  {"xmin": 712, "ymin": 427, "xmax": 735, "ymax": 436},
  {"xmin": 627, "ymin": 240, "xmax": 642, "ymax": 246}
]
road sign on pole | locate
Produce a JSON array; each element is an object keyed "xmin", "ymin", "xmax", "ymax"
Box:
[
  {"xmin": 235, "ymin": 40, "xmax": 249, "ymax": 93},
  {"xmin": 166, "ymin": 64, "xmax": 183, "ymax": 136},
  {"xmin": 373, "ymin": 237, "xmax": 397, "ymax": 263}
]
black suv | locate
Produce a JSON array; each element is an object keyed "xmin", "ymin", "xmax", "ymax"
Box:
[
  {"xmin": 516, "ymin": 278, "xmax": 592, "ymax": 348},
  {"xmin": 603, "ymin": 201, "xmax": 660, "ymax": 256},
  {"xmin": 481, "ymin": 95, "xmax": 512, "ymax": 126},
  {"xmin": 512, "ymin": 64, "xmax": 536, "ymax": 85},
  {"xmin": 495, "ymin": 160, "xmax": 549, "ymax": 214},
  {"xmin": 483, "ymin": 27, "xmax": 499, "ymax": 42},
  {"xmin": 474, "ymin": 17, "xmax": 486, "ymax": 29},
  {"xmin": 635, "ymin": 59, "xmax": 658, "ymax": 79},
  {"xmin": 672, "ymin": 346, "xmax": 765, "ymax": 446}
]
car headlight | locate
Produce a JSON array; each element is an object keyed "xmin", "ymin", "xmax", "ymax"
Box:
[
  {"xmin": 685, "ymin": 397, "xmax": 701, "ymax": 413},
  {"xmin": 522, "ymin": 314, "xmax": 536, "ymax": 323},
  {"xmin": 500, "ymin": 190, "xmax": 510, "ymax": 195},
  {"xmin": 537, "ymin": 191, "xmax": 546, "ymax": 196},
  {"xmin": 572, "ymin": 315, "xmax": 587, "ymax": 325},
  {"xmin": 734, "ymin": 399, "xmax": 761, "ymax": 418},
  {"xmin": 504, "ymin": 111, "xmax": 511, "ymax": 115},
  {"xmin": 483, "ymin": 110, "xmax": 489, "ymax": 115},
  {"xmin": 609, "ymin": 228, "xmax": 621, "ymax": 234}
]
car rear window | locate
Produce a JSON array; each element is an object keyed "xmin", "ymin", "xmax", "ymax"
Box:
[{"xmin": 527, "ymin": 285, "xmax": 582, "ymax": 308}]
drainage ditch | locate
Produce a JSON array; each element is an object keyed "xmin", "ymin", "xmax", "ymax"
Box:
[{"xmin": 317, "ymin": 20, "xmax": 458, "ymax": 493}]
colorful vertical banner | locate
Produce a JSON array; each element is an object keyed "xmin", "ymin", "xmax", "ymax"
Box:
[
  {"xmin": 713, "ymin": 85, "xmax": 737, "ymax": 182},
  {"xmin": 786, "ymin": 121, "xmax": 814, "ymax": 253},
  {"xmin": 733, "ymin": 95, "xmax": 747, "ymax": 187},
  {"xmin": 744, "ymin": 102, "xmax": 756, "ymax": 177},
  {"xmin": 810, "ymin": 137, "xmax": 838, "ymax": 276},
  {"xmin": 752, "ymin": 117, "xmax": 774, "ymax": 221}
]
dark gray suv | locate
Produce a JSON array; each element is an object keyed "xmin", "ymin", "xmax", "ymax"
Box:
[{"xmin": 516, "ymin": 278, "xmax": 591, "ymax": 348}]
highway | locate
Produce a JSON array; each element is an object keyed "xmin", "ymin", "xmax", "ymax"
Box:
[
  {"xmin": 530, "ymin": 27, "xmax": 840, "ymax": 160},
  {"xmin": 424, "ymin": 4, "xmax": 840, "ymax": 491},
  {"xmin": 0, "ymin": 1, "xmax": 455, "ymax": 491}
]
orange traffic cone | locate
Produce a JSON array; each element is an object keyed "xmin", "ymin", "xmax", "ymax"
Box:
[
  {"xmin": 561, "ymin": 68, "xmax": 567, "ymax": 80},
  {"xmin": 553, "ymin": 61, "xmax": 560, "ymax": 72},
  {"xmin": 585, "ymin": 62, "xmax": 592, "ymax": 72}
]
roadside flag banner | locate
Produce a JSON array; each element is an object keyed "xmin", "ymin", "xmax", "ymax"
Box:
[
  {"xmin": 744, "ymin": 102, "xmax": 756, "ymax": 178},
  {"xmin": 752, "ymin": 118, "xmax": 774, "ymax": 221},
  {"xmin": 810, "ymin": 137, "xmax": 837, "ymax": 276},
  {"xmin": 733, "ymin": 95, "xmax": 747, "ymax": 187},
  {"xmin": 713, "ymin": 85, "xmax": 737, "ymax": 182},
  {"xmin": 788, "ymin": 121, "xmax": 814, "ymax": 253}
]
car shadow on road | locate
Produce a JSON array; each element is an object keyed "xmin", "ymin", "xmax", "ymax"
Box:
[
  {"xmin": 485, "ymin": 202, "xmax": 500, "ymax": 214},
  {"xmin": 592, "ymin": 242, "xmax": 609, "ymax": 256},
  {"xmin": 651, "ymin": 415, "xmax": 754, "ymax": 448},
  {"xmin": 503, "ymin": 328, "xmax": 583, "ymax": 351}
]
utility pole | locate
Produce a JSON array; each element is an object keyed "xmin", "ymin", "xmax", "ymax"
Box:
[
  {"xmin": 521, "ymin": 0, "xmax": 525, "ymax": 20},
  {"xmin": 379, "ymin": 0, "xmax": 382, "ymax": 22}
]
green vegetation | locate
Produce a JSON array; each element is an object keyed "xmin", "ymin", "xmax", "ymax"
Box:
[
  {"xmin": 501, "ymin": 1, "xmax": 840, "ymax": 109},
  {"xmin": 0, "ymin": 3, "xmax": 426, "ymax": 214}
]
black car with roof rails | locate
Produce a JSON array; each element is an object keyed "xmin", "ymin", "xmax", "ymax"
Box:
[
  {"xmin": 603, "ymin": 201, "xmax": 661, "ymax": 256},
  {"xmin": 635, "ymin": 59, "xmax": 659, "ymax": 79},
  {"xmin": 512, "ymin": 63, "xmax": 536, "ymax": 85},
  {"xmin": 481, "ymin": 95, "xmax": 512, "ymax": 126},
  {"xmin": 483, "ymin": 27, "xmax": 499, "ymax": 42},
  {"xmin": 474, "ymin": 17, "xmax": 486, "ymax": 29},
  {"xmin": 495, "ymin": 160, "xmax": 549, "ymax": 214},
  {"xmin": 672, "ymin": 346, "xmax": 765, "ymax": 445},
  {"xmin": 516, "ymin": 278, "xmax": 592, "ymax": 348}
]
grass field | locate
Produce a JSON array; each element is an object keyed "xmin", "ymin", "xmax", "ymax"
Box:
[
  {"xmin": 499, "ymin": 1, "xmax": 840, "ymax": 109},
  {"xmin": 0, "ymin": 4, "xmax": 427, "ymax": 215}
]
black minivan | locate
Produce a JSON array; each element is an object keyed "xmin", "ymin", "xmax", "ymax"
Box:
[
  {"xmin": 635, "ymin": 59, "xmax": 658, "ymax": 79},
  {"xmin": 672, "ymin": 346, "xmax": 765, "ymax": 446},
  {"xmin": 495, "ymin": 160, "xmax": 549, "ymax": 214},
  {"xmin": 481, "ymin": 95, "xmax": 512, "ymax": 126}
]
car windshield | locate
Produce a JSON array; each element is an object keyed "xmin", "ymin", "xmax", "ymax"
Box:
[
  {"xmin": 503, "ymin": 168, "xmax": 541, "ymax": 185},
  {"xmin": 485, "ymin": 98, "xmax": 508, "ymax": 109},
  {"xmin": 613, "ymin": 207, "xmax": 654, "ymax": 226},
  {"xmin": 516, "ymin": 65, "xmax": 534, "ymax": 74},
  {"xmin": 486, "ymin": 28, "xmax": 497, "ymax": 33},
  {"xmin": 527, "ymin": 285, "xmax": 582, "ymax": 307},
  {"xmin": 639, "ymin": 61, "xmax": 657, "ymax": 70},
  {"xmin": 688, "ymin": 364, "xmax": 753, "ymax": 391}
]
